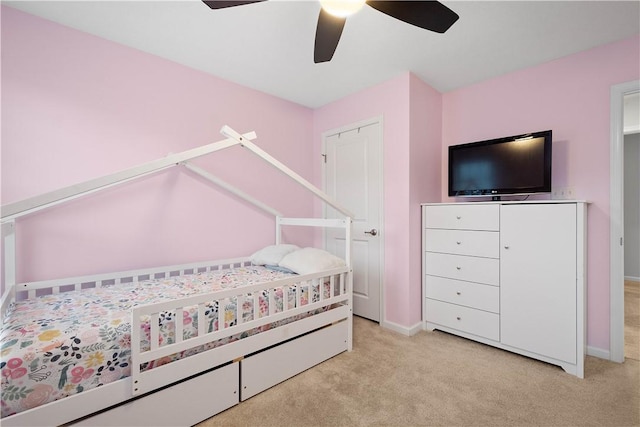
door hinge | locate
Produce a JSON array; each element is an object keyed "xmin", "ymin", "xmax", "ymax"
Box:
[
  {"xmin": 321, "ymin": 153, "xmax": 327, "ymax": 163},
  {"xmin": 620, "ymin": 237, "xmax": 624, "ymax": 246}
]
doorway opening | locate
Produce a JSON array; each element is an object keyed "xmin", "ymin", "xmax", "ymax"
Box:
[
  {"xmin": 610, "ymin": 80, "xmax": 640, "ymax": 362},
  {"xmin": 622, "ymin": 93, "xmax": 639, "ymax": 361}
]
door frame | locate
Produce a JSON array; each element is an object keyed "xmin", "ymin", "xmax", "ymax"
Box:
[
  {"xmin": 321, "ymin": 115, "xmax": 385, "ymax": 323},
  {"xmin": 610, "ymin": 79, "xmax": 639, "ymax": 362}
]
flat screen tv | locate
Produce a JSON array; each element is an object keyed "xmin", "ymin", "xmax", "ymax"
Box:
[{"xmin": 448, "ymin": 130, "xmax": 552, "ymax": 199}]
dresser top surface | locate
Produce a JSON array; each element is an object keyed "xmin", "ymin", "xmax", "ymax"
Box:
[{"xmin": 421, "ymin": 200, "xmax": 589, "ymax": 206}]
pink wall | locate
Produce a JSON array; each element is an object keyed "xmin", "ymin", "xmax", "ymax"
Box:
[
  {"xmin": 313, "ymin": 72, "xmax": 442, "ymax": 327},
  {"xmin": 441, "ymin": 35, "xmax": 640, "ymax": 351},
  {"xmin": 409, "ymin": 75, "xmax": 443, "ymax": 324},
  {"xmin": 1, "ymin": 6, "xmax": 314, "ymax": 284}
]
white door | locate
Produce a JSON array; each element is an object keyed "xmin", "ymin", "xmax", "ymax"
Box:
[{"xmin": 323, "ymin": 120, "xmax": 383, "ymax": 322}]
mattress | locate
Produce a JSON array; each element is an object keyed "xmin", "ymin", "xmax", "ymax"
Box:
[{"xmin": 0, "ymin": 265, "xmax": 331, "ymax": 418}]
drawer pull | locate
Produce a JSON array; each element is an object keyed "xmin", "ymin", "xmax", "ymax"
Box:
[
  {"xmin": 456, "ymin": 241, "xmax": 462, "ymax": 245},
  {"xmin": 456, "ymin": 316, "xmax": 461, "ymax": 321},
  {"xmin": 456, "ymin": 266, "xmax": 462, "ymax": 270},
  {"xmin": 456, "ymin": 216, "xmax": 462, "ymax": 220},
  {"xmin": 504, "ymin": 245, "xmax": 510, "ymax": 250},
  {"xmin": 456, "ymin": 291, "xmax": 461, "ymax": 295}
]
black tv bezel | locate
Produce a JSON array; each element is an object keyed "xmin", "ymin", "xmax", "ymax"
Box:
[{"xmin": 448, "ymin": 130, "xmax": 552, "ymax": 198}]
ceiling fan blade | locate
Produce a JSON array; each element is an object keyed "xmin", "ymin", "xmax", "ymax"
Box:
[
  {"xmin": 314, "ymin": 9, "xmax": 347, "ymax": 63},
  {"xmin": 366, "ymin": 1, "xmax": 459, "ymax": 33},
  {"xmin": 202, "ymin": 1, "xmax": 266, "ymax": 10}
]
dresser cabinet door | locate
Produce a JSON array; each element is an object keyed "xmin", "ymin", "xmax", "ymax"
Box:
[{"xmin": 500, "ymin": 204, "xmax": 577, "ymax": 364}]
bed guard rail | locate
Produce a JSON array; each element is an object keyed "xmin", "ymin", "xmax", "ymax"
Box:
[
  {"xmin": 129, "ymin": 266, "xmax": 351, "ymax": 396},
  {"xmin": 0, "ymin": 258, "xmax": 253, "ymax": 318}
]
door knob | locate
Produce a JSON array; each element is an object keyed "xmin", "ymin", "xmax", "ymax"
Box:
[{"xmin": 365, "ymin": 229, "xmax": 378, "ymax": 236}]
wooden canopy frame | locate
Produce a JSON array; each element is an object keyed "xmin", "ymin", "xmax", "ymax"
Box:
[{"xmin": 1, "ymin": 125, "xmax": 354, "ymax": 291}]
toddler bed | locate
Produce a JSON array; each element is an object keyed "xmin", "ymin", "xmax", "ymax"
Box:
[
  {"xmin": 1, "ymin": 126, "xmax": 354, "ymax": 426},
  {"xmin": 1, "ymin": 241, "xmax": 352, "ymax": 426}
]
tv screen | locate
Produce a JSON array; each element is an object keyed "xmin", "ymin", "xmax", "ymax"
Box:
[{"xmin": 448, "ymin": 130, "xmax": 552, "ymax": 198}]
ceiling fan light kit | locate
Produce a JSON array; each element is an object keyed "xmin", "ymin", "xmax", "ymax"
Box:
[
  {"xmin": 319, "ymin": 0, "xmax": 367, "ymax": 18},
  {"xmin": 203, "ymin": 0, "xmax": 459, "ymax": 63}
]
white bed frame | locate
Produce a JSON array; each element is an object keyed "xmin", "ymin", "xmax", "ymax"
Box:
[{"xmin": 1, "ymin": 126, "xmax": 354, "ymax": 426}]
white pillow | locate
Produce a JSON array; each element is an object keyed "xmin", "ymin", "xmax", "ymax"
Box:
[
  {"xmin": 250, "ymin": 244, "xmax": 300, "ymax": 266},
  {"xmin": 278, "ymin": 247, "xmax": 346, "ymax": 275}
]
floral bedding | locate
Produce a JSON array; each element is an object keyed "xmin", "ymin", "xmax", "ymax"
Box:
[{"xmin": 0, "ymin": 265, "xmax": 331, "ymax": 418}]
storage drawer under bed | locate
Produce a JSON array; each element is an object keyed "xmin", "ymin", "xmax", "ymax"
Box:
[
  {"xmin": 72, "ymin": 320, "xmax": 349, "ymax": 426},
  {"xmin": 70, "ymin": 362, "xmax": 239, "ymax": 427},
  {"xmin": 241, "ymin": 320, "xmax": 348, "ymax": 400}
]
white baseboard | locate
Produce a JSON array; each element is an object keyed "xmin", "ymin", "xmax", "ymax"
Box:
[
  {"xmin": 381, "ymin": 319, "xmax": 423, "ymax": 336},
  {"xmin": 624, "ymin": 275, "xmax": 640, "ymax": 283},
  {"xmin": 587, "ymin": 345, "xmax": 610, "ymax": 360}
]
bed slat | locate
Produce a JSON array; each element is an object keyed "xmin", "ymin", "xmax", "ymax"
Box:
[
  {"xmin": 150, "ymin": 313, "xmax": 159, "ymax": 351},
  {"xmin": 175, "ymin": 307, "xmax": 184, "ymax": 344},
  {"xmin": 330, "ymin": 275, "xmax": 335, "ymax": 298},
  {"xmin": 198, "ymin": 303, "xmax": 206, "ymax": 334},
  {"xmin": 236, "ymin": 295, "xmax": 244, "ymax": 325},
  {"xmin": 268, "ymin": 290, "xmax": 275, "ymax": 316},
  {"xmin": 219, "ymin": 298, "xmax": 227, "ymax": 331},
  {"xmin": 253, "ymin": 293, "xmax": 259, "ymax": 320},
  {"xmin": 283, "ymin": 285, "xmax": 289, "ymax": 311}
]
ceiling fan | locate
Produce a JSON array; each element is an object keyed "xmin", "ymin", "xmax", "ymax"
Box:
[{"xmin": 202, "ymin": 1, "xmax": 459, "ymax": 63}]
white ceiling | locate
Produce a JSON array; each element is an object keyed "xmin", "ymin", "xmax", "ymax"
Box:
[{"xmin": 5, "ymin": 0, "xmax": 640, "ymax": 108}]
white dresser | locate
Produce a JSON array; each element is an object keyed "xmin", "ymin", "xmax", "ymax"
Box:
[{"xmin": 422, "ymin": 201, "xmax": 587, "ymax": 378}]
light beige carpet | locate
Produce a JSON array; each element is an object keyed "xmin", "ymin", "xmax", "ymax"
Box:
[
  {"xmin": 626, "ymin": 280, "xmax": 640, "ymax": 361},
  {"xmin": 198, "ymin": 316, "xmax": 639, "ymax": 427}
]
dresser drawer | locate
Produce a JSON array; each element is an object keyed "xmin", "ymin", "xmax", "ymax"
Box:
[
  {"xmin": 423, "ymin": 204, "xmax": 499, "ymax": 231},
  {"xmin": 425, "ymin": 299, "xmax": 499, "ymax": 341},
  {"xmin": 424, "ymin": 252, "xmax": 499, "ymax": 286},
  {"xmin": 424, "ymin": 229, "xmax": 499, "ymax": 258},
  {"xmin": 425, "ymin": 276, "xmax": 499, "ymax": 313}
]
